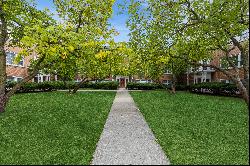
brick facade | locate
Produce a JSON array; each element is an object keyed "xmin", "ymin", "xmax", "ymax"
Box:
[
  {"xmin": 5, "ymin": 46, "xmax": 50, "ymax": 83},
  {"xmin": 158, "ymin": 47, "xmax": 245, "ymax": 85},
  {"xmin": 6, "ymin": 46, "xmax": 246, "ymax": 85},
  {"xmin": 5, "ymin": 47, "xmax": 32, "ymax": 81}
]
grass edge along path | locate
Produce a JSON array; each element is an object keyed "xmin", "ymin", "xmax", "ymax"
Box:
[
  {"xmin": 0, "ymin": 91, "xmax": 116, "ymax": 165},
  {"xmin": 130, "ymin": 91, "xmax": 249, "ymax": 165}
]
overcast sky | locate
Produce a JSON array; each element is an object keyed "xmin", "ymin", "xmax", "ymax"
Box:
[{"xmin": 35, "ymin": 0, "xmax": 130, "ymax": 42}]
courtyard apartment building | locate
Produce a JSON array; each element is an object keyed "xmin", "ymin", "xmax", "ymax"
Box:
[
  {"xmin": 114, "ymin": 46, "xmax": 245, "ymax": 88},
  {"xmin": 5, "ymin": 46, "xmax": 246, "ymax": 88},
  {"xmin": 180, "ymin": 47, "xmax": 245, "ymax": 86}
]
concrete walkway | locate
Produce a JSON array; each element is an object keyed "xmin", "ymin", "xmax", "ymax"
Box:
[{"xmin": 91, "ymin": 89, "xmax": 170, "ymax": 165}]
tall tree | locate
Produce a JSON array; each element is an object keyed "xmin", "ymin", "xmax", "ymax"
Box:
[
  {"xmin": 127, "ymin": 0, "xmax": 249, "ymax": 106},
  {"xmin": 0, "ymin": 0, "xmax": 54, "ymax": 112},
  {"xmin": 0, "ymin": 0, "xmax": 116, "ymax": 112},
  {"xmin": 39, "ymin": 0, "xmax": 116, "ymax": 93}
]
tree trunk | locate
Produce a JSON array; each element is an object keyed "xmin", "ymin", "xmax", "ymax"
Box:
[
  {"xmin": 0, "ymin": 49, "xmax": 6, "ymax": 112},
  {"xmin": 50, "ymin": 74, "xmax": 55, "ymax": 81},
  {"xmin": 187, "ymin": 67, "xmax": 190, "ymax": 86},
  {"xmin": 0, "ymin": 2, "xmax": 8, "ymax": 112},
  {"xmin": 62, "ymin": 79, "xmax": 72, "ymax": 93},
  {"xmin": 171, "ymin": 74, "xmax": 176, "ymax": 94},
  {"xmin": 235, "ymin": 78, "xmax": 249, "ymax": 108},
  {"xmin": 0, "ymin": 53, "xmax": 44, "ymax": 113},
  {"xmin": 0, "ymin": 94, "xmax": 7, "ymax": 113},
  {"xmin": 71, "ymin": 78, "xmax": 88, "ymax": 94}
]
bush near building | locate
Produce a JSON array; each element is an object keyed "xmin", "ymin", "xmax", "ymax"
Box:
[
  {"xmin": 5, "ymin": 81, "xmax": 119, "ymax": 93},
  {"xmin": 189, "ymin": 82, "xmax": 239, "ymax": 96},
  {"xmin": 126, "ymin": 82, "xmax": 168, "ymax": 90}
]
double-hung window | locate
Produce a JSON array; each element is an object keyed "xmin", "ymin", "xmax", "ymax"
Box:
[{"xmin": 6, "ymin": 52, "xmax": 24, "ymax": 67}]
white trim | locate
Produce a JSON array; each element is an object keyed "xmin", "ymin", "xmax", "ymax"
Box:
[
  {"xmin": 7, "ymin": 76, "xmax": 23, "ymax": 82},
  {"xmin": 238, "ymin": 53, "xmax": 241, "ymax": 68},
  {"xmin": 220, "ymin": 79, "xmax": 230, "ymax": 83}
]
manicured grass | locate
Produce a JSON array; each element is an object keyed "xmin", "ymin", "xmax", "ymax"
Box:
[
  {"xmin": 0, "ymin": 92, "xmax": 116, "ymax": 165},
  {"xmin": 130, "ymin": 91, "xmax": 249, "ymax": 165}
]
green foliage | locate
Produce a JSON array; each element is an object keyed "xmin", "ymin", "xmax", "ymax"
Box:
[
  {"xmin": 1, "ymin": 92, "xmax": 116, "ymax": 164},
  {"xmin": 12, "ymin": 0, "xmax": 123, "ymax": 89},
  {"xmin": 175, "ymin": 84, "xmax": 190, "ymax": 91},
  {"xmin": 1, "ymin": 0, "xmax": 55, "ymax": 46},
  {"xmin": 79, "ymin": 81, "xmax": 119, "ymax": 90},
  {"xmin": 5, "ymin": 81, "xmax": 119, "ymax": 93},
  {"xmin": 131, "ymin": 91, "xmax": 248, "ymax": 165},
  {"xmin": 126, "ymin": 82, "xmax": 190, "ymax": 91},
  {"xmin": 190, "ymin": 82, "xmax": 239, "ymax": 96},
  {"xmin": 126, "ymin": 0, "xmax": 249, "ymax": 83},
  {"xmin": 126, "ymin": 82, "xmax": 166, "ymax": 90}
]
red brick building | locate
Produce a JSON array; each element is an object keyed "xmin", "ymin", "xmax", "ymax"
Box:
[
  {"xmin": 6, "ymin": 46, "xmax": 246, "ymax": 88},
  {"xmin": 5, "ymin": 47, "xmax": 51, "ymax": 82},
  {"xmin": 174, "ymin": 47, "xmax": 245, "ymax": 86}
]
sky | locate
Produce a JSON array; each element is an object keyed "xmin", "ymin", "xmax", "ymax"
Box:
[{"xmin": 35, "ymin": 0, "xmax": 130, "ymax": 42}]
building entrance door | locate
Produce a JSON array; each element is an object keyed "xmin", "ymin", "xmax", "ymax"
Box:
[{"xmin": 120, "ymin": 78, "xmax": 125, "ymax": 88}]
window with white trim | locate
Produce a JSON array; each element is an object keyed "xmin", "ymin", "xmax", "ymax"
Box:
[
  {"xmin": 162, "ymin": 80, "xmax": 172, "ymax": 85},
  {"xmin": 7, "ymin": 76, "xmax": 15, "ymax": 82},
  {"xmin": 6, "ymin": 76, "xmax": 23, "ymax": 82},
  {"xmin": 6, "ymin": 51, "xmax": 24, "ymax": 67}
]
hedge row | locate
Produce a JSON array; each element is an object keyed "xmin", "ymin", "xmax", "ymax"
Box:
[
  {"xmin": 6, "ymin": 81, "xmax": 119, "ymax": 93},
  {"xmin": 80, "ymin": 81, "xmax": 119, "ymax": 90},
  {"xmin": 126, "ymin": 82, "xmax": 240, "ymax": 96},
  {"xmin": 126, "ymin": 82, "xmax": 168, "ymax": 90},
  {"xmin": 189, "ymin": 82, "xmax": 239, "ymax": 96},
  {"xmin": 126, "ymin": 82, "xmax": 191, "ymax": 90},
  {"xmin": 5, "ymin": 80, "xmax": 240, "ymax": 96}
]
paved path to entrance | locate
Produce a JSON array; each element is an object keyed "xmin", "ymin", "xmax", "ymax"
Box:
[{"xmin": 91, "ymin": 89, "xmax": 170, "ymax": 165}]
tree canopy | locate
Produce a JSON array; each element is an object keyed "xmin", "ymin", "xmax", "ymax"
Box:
[{"xmin": 126, "ymin": 0, "xmax": 249, "ymax": 105}]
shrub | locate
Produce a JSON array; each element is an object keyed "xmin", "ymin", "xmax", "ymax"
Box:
[
  {"xmin": 189, "ymin": 82, "xmax": 239, "ymax": 96},
  {"xmin": 20, "ymin": 82, "xmax": 38, "ymax": 92},
  {"xmin": 126, "ymin": 82, "xmax": 166, "ymax": 90},
  {"xmin": 5, "ymin": 81, "xmax": 119, "ymax": 93},
  {"xmin": 6, "ymin": 81, "xmax": 17, "ymax": 90},
  {"xmin": 175, "ymin": 84, "xmax": 190, "ymax": 91},
  {"xmin": 92, "ymin": 81, "xmax": 119, "ymax": 90}
]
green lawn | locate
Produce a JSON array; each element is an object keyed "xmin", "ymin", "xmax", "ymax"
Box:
[
  {"xmin": 130, "ymin": 91, "xmax": 249, "ymax": 165},
  {"xmin": 0, "ymin": 92, "xmax": 116, "ymax": 165}
]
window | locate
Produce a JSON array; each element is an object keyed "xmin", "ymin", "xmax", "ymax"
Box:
[
  {"xmin": 220, "ymin": 79, "xmax": 230, "ymax": 83},
  {"xmin": 220, "ymin": 54, "xmax": 240, "ymax": 69},
  {"xmin": 202, "ymin": 60, "xmax": 207, "ymax": 70},
  {"xmin": 16, "ymin": 77, "xmax": 23, "ymax": 82},
  {"xmin": 6, "ymin": 52, "xmax": 15, "ymax": 65},
  {"xmin": 6, "ymin": 52, "xmax": 24, "ymax": 67},
  {"xmin": 7, "ymin": 76, "xmax": 15, "ymax": 82},
  {"xmin": 162, "ymin": 80, "xmax": 172, "ymax": 85},
  {"xmin": 6, "ymin": 76, "xmax": 23, "ymax": 82}
]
